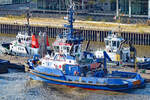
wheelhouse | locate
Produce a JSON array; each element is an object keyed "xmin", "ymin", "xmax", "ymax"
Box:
[
  {"xmin": 104, "ymin": 33, "xmax": 124, "ymax": 52},
  {"xmin": 16, "ymin": 32, "xmax": 31, "ymax": 43}
]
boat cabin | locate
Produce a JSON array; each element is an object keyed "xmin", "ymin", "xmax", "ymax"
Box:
[
  {"xmin": 52, "ymin": 38, "xmax": 82, "ymax": 56},
  {"xmin": 16, "ymin": 32, "xmax": 31, "ymax": 44},
  {"xmin": 104, "ymin": 33, "xmax": 124, "ymax": 52}
]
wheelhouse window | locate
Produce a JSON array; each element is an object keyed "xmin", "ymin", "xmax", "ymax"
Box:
[
  {"xmin": 54, "ymin": 46, "xmax": 59, "ymax": 52},
  {"xmin": 55, "ymin": 54, "xmax": 65, "ymax": 61},
  {"xmin": 67, "ymin": 47, "xmax": 70, "ymax": 52},
  {"xmin": 105, "ymin": 40, "xmax": 109, "ymax": 46},
  {"xmin": 109, "ymin": 41, "xmax": 111, "ymax": 46},
  {"xmin": 63, "ymin": 46, "xmax": 70, "ymax": 53},
  {"xmin": 75, "ymin": 46, "xmax": 78, "ymax": 53},
  {"xmin": 117, "ymin": 41, "xmax": 120, "ymax": 48},
  {"xmin": 63, "ymin": 46, "xmax": 67, "ymax": 50},
  {"xmin": 112, "ymin": 41, "xmax": 117, "ymax": 47}
]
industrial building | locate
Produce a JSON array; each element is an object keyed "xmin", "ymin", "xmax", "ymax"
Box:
[
  {"xmin": 36, "ymin": 0, "xmax": 150, "ymax": 18},
  {"xmin": 37, "ymin": 0, "xmax": 115, "ymax": 12},
  {"xmin": 0, "ymin": 0, "xmax": 150, "ymax": 19},
  {"xmin": 0, "ymin": 0, "xmax": 29, "ymax": 5}
]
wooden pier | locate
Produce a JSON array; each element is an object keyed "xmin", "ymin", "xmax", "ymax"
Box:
[{"xmin": 0, "ymin": 23, "xmax": 150, "ymax": 46}]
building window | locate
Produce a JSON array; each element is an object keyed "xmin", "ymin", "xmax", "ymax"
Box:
[
  {"xmin": 12, "ymin": 0, "xmax": 28, "ymax": 4},
  {"xmin": 120, "ymin": 0, "xmax": 148, "ymax": 15}
]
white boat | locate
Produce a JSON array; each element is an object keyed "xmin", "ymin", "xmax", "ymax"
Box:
[
  {"xmin": 0, "ymin": 31, "xmax": 51, "ymax": 57},
  {"xmin": 94, "ymin": 32, "xmax": 131, "ymax": 62},
  {"xmin": 0, "ymin": 8, "xmax": 51, "ymax": 57},
  {"xmin": 94, "ymin": 31, "xmax": 150, "ymax": 68}
]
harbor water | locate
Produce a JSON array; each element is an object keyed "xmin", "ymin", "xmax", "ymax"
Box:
[
  {"xmin": 0, "ymin": 36, "xmax": 150, "ymax": 100},
  {"xmin": 0, "ymin": 69, "xmax": 150, "ymax": 100}
]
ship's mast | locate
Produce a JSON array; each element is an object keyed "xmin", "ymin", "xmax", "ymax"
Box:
[{"xmin": 64, "ymin": 0, "xmax": 75, "ymax": 39}]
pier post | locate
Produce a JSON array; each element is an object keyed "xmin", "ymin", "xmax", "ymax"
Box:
[
  {"xmin": 100, "ymin": 31, "xmax": 102, "ymax": 42},
  {"xmin": 138, "ymin": 34, "xmax": 140, "ymax": 45},
  {"xmin": 97, "ymin": 31, "xmax": 100, "ymax": 42},
  {"xmin": 82, "ymin": 30, "xmax": 85, "ymax": 40},
  {"xmin": 50, "ymin": 28, "xmax": 52, "ymax": 38},
  {"xmin": 0, "ymin": 24, "xmax": 1, "ymax": 34},
  {"xmin": 148, "ymin": 34, "xmax": 149, "ymax": 45}
]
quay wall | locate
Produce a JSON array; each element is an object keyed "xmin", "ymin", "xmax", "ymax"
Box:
[{"xmin": 0, "ymin": 23, "xmax": 150, "ymax": 46}]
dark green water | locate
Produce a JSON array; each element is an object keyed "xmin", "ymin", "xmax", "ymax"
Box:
[{"xmin": 0, "ymin": 69, "xmax": 150, "ymax": 100}]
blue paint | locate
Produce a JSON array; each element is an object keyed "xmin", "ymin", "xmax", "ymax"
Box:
[
  {"xmin": 26, "ymin": 4, "xmax": 145, "ymax": 91},
  {"xmin": 66, "ymin": 55, "xmax": 75, "ymax": 60},
  {"xmin": 64, "ymin": 64, "xmax": 81, "ymax": 76},
  {"xmin": 28, "ymin": 67, "xmax": 145, "ymax": 91}
]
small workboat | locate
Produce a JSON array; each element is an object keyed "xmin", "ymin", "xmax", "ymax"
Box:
[
  {"xmin": 0, "ymin": 9, "xmax": 51, "ymax": 57},
  {"xmin": 94, "ymin": 28, "xmax": 150, "ymax": 69},
  {"xmin": 0, "ymin": 32, "xmax": 51, "ymax": 56},
  {"xmin": 94, "ymin": 31, "xmax": 130, "ymax": 62},
  {"xmin": 26, "ymin": 3, "xmax": 144, "ymax": 91}
]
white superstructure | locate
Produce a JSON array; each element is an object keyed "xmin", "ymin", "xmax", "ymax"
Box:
[
  {"xmin": 1, "ymin": 31, "xmax": 51, "ymax": 56},
  {"xmin": 94, "ymin": 32, "xmax": 130, "ymax": 62}
]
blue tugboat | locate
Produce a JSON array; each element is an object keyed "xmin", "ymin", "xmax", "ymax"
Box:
[{"xmin": 26, "ymin": 3, "xmax": 144, "ymax": 91}]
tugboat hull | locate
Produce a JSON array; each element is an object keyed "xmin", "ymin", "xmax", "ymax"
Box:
[{"xmin": 27, "ymin": 66, "xmax": 145, "ymax": 91}]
